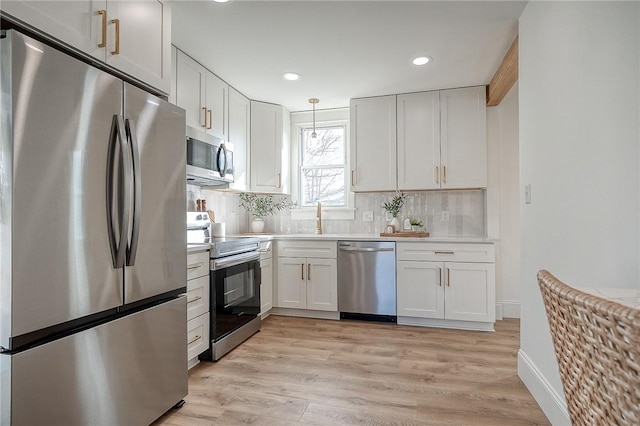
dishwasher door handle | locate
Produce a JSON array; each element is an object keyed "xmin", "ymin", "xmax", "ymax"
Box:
[{"xmin": 338, "ymin": 247, "xmax": 395, "ymax": 253}]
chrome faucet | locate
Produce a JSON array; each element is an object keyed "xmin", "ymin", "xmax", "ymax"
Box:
[{"xmin": 315, "ymin": 201, "xmax": 323, "ymax": 235}]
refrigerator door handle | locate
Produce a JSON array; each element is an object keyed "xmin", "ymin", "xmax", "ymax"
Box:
[
  {"xmin": 107, "ymin": 115, "xmax": 133, "ymax": 269},
  {"xmin": 125, "ymin": 118, "xmax": 142, "ymax": 266}
]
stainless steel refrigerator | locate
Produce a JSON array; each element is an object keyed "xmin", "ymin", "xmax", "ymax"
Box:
[{"xmin": 0, "ymin": 29, "xmax": 187, "ymax": 425}]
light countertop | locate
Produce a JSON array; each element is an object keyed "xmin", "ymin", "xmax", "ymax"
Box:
[{"xmin": 230, "ymin": 233, "xmax": 496, "ymax": 244}]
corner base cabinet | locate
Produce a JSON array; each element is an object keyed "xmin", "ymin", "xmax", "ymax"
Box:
[
  {"xmin": 396, "ymin": 242, "xmax": 495, "ymax": 331},
  {"xmin": 186, "ymin": 250, "xmax": 210, "ymax": 368}
]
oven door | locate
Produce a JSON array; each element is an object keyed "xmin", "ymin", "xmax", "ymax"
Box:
[{"xmin": 211, "ymin": 253, "xmax": 261, "ymax": 341}]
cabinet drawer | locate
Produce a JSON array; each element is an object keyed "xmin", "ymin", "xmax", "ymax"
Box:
[
  {"xmin": 277, "ymin": 240, "xmax": 337, "ymax": 259},
  {"xmin": 187, "ymin": 313, "xmax": 210, "ymax": 361},
  {"xmin": 397, "ymin": 242, "xmax": 494, "ymax": 262},
  {"xmin": 187, "ymin": 275, "xmax": 209, "ymax": 321},
  {"xmin": 187, "ymin": 251, "xmax": 210, "ymax": 280}
]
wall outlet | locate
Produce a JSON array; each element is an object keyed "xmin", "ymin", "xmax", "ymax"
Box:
[
  {"xmin": 403, "ymin": 218, "xmax": 411, "ymax": 230},
  {"xmin": 362, "ymin": 210, "xmax": 374, "ymax": 222},
  {"xmin": 524, "ymin": 184, "xmax": 532, "ymax": 204},
  {"xmin": 441, "ymin": 211, "xmax": 450, "ymax": 221}
]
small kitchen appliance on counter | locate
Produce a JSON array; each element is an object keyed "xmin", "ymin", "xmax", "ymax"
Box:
[{"xmin": 187, "ymin": 214, "xmax": 262, "ymax": 361}]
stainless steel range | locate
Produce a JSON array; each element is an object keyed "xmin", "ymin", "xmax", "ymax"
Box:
[{"xmin": 187, "ymin": 213, "xmax": 261, "ymax": 361}]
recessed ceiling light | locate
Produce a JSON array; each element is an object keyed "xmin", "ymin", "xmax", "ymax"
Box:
[
  {"xmin": 412, "ymin": 56, "xmax": 432, "ymax": 66},
  {"xmin": 213, "ymin": 0, "xmax": 229, "ymax": 3},
  {"xmin": 283, "ymin": 72, "xmax": 301, "ymax": 81}
]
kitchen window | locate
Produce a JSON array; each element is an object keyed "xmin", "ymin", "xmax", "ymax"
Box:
[{"xmin": 300, "ymin": 125, "xmax": 346, "ymax": 207}]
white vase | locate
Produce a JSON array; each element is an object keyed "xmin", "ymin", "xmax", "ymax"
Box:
[
  {"xmin": 251, "ymin": 217, "xmax": 265, "ymax": 233},
  {"xmin": 390, "ymin": 217, "xmax": 401, "ymax": 232}
]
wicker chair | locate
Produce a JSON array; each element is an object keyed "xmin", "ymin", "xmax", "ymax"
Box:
[{"xmin": 537, "ymin": 270, "xmax": 640, "ymax": 425}]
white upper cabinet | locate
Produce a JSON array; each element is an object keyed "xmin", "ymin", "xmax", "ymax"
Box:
[
  {"xmin": 205, "ymin": 72, "xmax": 228, "ymax": 140},
  {"xmin": 2, "ymin": 0, "xmax": 171, "ymax": 94},
  {"xmin": 175, "ymin": 50, "xmax": 228, "ymax": 140},
  {"xmin": 175, "ymin": 51, "xmax": 206, "ymax": 129},
  {"xmin": 351, "ymin": 86, "xmax": 487, "ymax": 192},
  {"xmin": 250, "ymin": 101, "xmax": 290, "ymax": 194},
  {"xmin": 440, "ymin": 86, "xmax": 487, "ymax": 189},
  {"xmin": 397, "ymin": 91, "xmax": 441, "ymax": 190},
  {"xmin": 350, "ymin": 96, "xmax": 397, "ymax": 192},
  {"xmin": 228, "ymin": 87, "xmax": 250, "ymax": 191}
]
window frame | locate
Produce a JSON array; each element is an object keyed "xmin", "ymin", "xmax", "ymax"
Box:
[
  {"xmin": 299, "ymin": 124, "xmax": 348, "ymax": 208},
  {"xmin": 289, "ymin": 108, "xmax": 355, "ymax": 221}
]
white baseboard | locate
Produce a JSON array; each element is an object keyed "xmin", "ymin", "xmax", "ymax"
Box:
[
  {"xmin": 397, "ymin": 316, "xmax": 494, "ymax": 332},
  {"xmin": 500, "ymin": 300, "xmax": 521, "ymax": 318},
  {"xmin": 270, "ymin": 307, "xmax": 340, "ymax": 320},
  {"xmin": 517, "ymin": 349, "xmax": 570, "ymax": 425}
]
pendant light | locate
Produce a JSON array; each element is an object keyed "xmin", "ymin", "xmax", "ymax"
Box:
[{"xmin": 309, "ymin": 98, "xmax": 319, "ymax": 138}]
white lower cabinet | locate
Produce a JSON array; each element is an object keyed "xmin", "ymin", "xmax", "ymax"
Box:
[
  {"xmin": 260, "ymin": 257, "xmax": 273, "ymax": 317},
  {"xmin": 396, "ymin": 242, "xmax": 495, "ymax": 330},
  {"xmin": 277, "ymin": 257, "xmax": 337, "ymax": 311},
  {"xmin": 186, "ymin": 251, "xmax": 210, "ymax": 368},
  {"xmin": 275, "ymin": 240, "xmax": 338, "ymax": 313}
]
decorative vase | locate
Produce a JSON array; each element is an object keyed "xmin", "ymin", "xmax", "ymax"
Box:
[
  {"xmin": 390, "ymin": 217, "xmax": 401, "ymax": 233},
  {"xmin": 251, "ymin": 217, "xmax": 265, "ymax": 233}
]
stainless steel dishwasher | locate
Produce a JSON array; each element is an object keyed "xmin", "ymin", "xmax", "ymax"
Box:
[{"xmin": 338, "ymin": 241, "xmax": 397, "ymax": 322}]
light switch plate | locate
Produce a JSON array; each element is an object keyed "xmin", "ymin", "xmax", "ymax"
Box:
[{"xmin": 362, "ymin": 210, "xmax": 374, "ymax": 222}]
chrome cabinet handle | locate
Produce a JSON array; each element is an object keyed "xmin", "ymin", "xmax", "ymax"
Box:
[
  {"xmin": 308, "ymin": 264, "xmax": 311, "ymax": 281},
  {"xmin": 98, "ymin": 10, "xmax": 107, "ymax": 48},
  {"xmin": 439, "ymin": 267, "xmax": 442, "ymax": 287},
  {"xmin": 110, "ymin": 18, "xmax": 120, "ymax": 55},
  {"xmin": 187, "ymin": 296, "xmax": 202, "ymax": 304},
  {"xmin": 301, "ymin": 264, "xmax": 304, "ymax": 280},
  {"xmin": 187, "ymin": 335, "xmax": 201, "ymax": 346},
  {"xmin": 447, "ymin": 268, "xmax": 450, "ymax": 287}
]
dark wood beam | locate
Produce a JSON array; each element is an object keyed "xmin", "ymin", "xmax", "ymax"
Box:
[{"xmin": 486, "ymin": 35, "xmax": 518, "ymax": 107}]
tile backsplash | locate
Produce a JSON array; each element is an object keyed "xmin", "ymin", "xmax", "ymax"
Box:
[{"xmin": 189, "ymin": 184, "xmax": 485, "ymax": 237}]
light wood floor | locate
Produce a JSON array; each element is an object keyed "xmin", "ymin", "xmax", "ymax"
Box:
[{"xmin": 153, "ymin": 316, "xmax": 550, "ymax": 425}]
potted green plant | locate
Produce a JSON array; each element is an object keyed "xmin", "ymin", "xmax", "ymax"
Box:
[
  {"xmin": 239, "ymin": 192, "xmax": 294, "ymax": 233},
  {"xmin": 409, "ymin": 218, "xmax": 424, "ymax": 232},
  {"xmin": 382, "ymin": 192, "xmax": 406, "ymax": 231}
]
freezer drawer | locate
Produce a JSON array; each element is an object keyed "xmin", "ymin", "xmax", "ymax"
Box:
[{"xmin": 0, "ymin": 297, "xmax": 187, "ymax": 426}]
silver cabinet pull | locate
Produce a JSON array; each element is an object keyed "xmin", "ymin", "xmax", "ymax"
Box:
[
  {"xmin": 187, "ymin": 296, "xmax": 202, "ymax": 304},
  {"xmin": 308, "ymin": 264, "xmax": 311, "ymax": 281},
  {"xmin": 187, "ymin": 335, "xmax": 201, "ymax": 346},
  {"xmin": 301, "ymin": 263, "xmax": 304, "ymax": 280}
]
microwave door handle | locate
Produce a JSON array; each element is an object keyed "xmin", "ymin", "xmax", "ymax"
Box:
[
  {"xmin": 107, "ymin": 115, "xmax": 132, "ymax": 269},
  {"xmin": 217, "ymin": 144, "xmax": 227, "ymax": 178},
  {"xmin": 221, "ymin": 143, "xmax": 228, "ymax": 177},
  {"xmin": 125, "ymin": 118, "xmax": 141, "ymax": 266}
]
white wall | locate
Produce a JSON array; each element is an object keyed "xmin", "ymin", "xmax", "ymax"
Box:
[
  {"xmin": 487, "ymin": 84, "xmax": 521, "ymax": 318},
  {"xmin": 518, "ymin": 2, "xmax": 640, "ymax": 424}
]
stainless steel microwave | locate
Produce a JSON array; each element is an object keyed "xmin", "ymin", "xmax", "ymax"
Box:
[{"xmin": 186, "ymin": 136, "xmax": 234, "ymax": 186}]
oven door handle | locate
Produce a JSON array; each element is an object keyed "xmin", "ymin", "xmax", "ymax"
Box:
[{"xmin": 211, "ymin": 251, "xmax": 260, "ymax": 270}]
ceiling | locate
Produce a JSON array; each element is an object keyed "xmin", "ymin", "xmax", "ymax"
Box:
[{"xmin": 171, "ymin": 1, "xmax": 525, "ymax": 112}]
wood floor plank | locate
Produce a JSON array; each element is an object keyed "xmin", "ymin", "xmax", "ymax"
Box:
[{"xmin": 153, "ymin": 316, "xmax": 550, "ymax": 426}]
